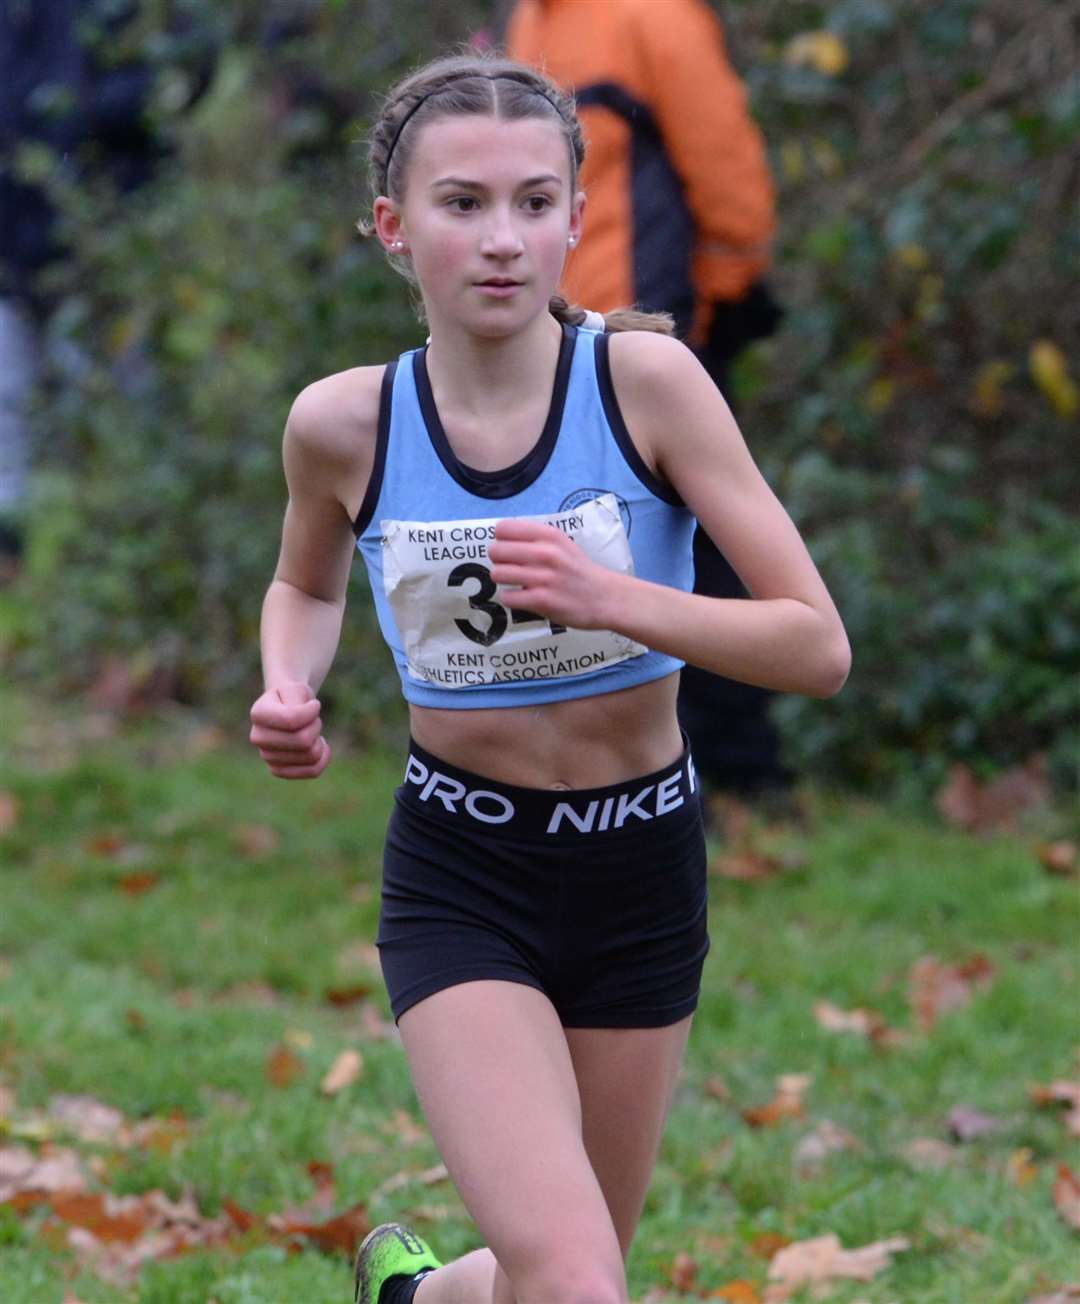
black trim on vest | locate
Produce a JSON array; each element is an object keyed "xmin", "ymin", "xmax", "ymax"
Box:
[
  {"xmin": 594, "ymin": 332, "xmax": 685, "ymax": 508},
  {"xmin": 352, "ymin": 360, "xmax": 397, "ymax": 538},
  {"xmin": 412, "ymin": 323, "xmax": 576, "ymax": 499},
  {"xmin": 575, "ymin": 82, "xmax": 695, "ymax": 340}
]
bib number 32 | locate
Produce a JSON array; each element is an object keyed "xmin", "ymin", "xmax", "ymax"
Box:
[{"xmin": 448, "ymin": 562, "xmax": 566, "ymax": 647}]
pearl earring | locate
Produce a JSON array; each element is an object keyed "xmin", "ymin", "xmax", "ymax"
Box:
[{"xmin": 568, "ymin": 235, "xmax": 576, "ymax": 247}]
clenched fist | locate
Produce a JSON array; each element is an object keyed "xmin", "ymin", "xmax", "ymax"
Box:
[{"xmin": 249, "ymin": 681, "xmax": 332, "ymax": 779}]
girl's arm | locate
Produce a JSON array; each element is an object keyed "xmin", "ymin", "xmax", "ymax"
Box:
[
  {"xmin": 250, "ymin": 371, "xmax": 381, "ymax": 778},
  {"xmin": 488, "ymin": 333, "xmax": 850, "ymax": 698}
]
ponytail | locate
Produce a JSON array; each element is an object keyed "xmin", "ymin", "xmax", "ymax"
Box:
[{"xmin": 547, "ymin": 293, "xmax": 675, "ymax": 336}]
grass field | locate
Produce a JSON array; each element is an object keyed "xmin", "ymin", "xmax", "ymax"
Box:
[{"xmin": 1, "ymin": 687, "xmax": 1077, "ymax": 1303}]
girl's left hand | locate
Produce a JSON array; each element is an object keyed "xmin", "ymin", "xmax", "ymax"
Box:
[{"xmin": 488, "ymin": 519, "xmax": 615, "ymax": 631}]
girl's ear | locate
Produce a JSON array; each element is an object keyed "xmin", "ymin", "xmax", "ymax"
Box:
[
  {"xmin": 568, "ymin": 189, "xmax": 586, "ymax": 249},
  {"xmin": 373, "ymin": 196, "xmax": 409, "ymax": 255}
]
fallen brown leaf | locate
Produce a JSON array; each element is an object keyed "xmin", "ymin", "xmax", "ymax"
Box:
[
  {"xmin": 1026, "ymin": 1288, "xmax": 1080, "ymax": 1303},
  {"xmin": 708, "ymin": 1282, "xmax": 761, "ymax": 1303},
  {"xmin": 324, "ymin": 984, "xmax": 372, "ymax": 1008},
  {"xmin": 86, "ymin": 832, "xmax": 127, "ymax": 857},
  {"xmin": 412, "ymin": 1203, "xmax": 453, "ymax": 1223},
  {"xmin": 266, "ymin": 1044, "xmax": 304, "ymax": 1089},
  {"xmin": 1037, "ymin": 841, "xmax": 1078, "ymax": 876},
  {"xmin": 367, "ymin": 1163, "xmax": 449, "ymax": 1205},
  {"xmin": 1007, "ymin": 1147, "xmax": 1039, "ymax": 1188},
  {"xmin": 947, "ymin": 1105, "xmax": 1003, "ymax": 1142},
  {"xmin": 222, "ymin": 1199, "xmax": 260, "ymax": 1233},
  {"xmin": 705, "ymin": 1075, "xmax": 731, "ymax": 1103},
  {"xmin": 794, "ymin": 1119, "xmax": 863, "ymax": 1172},
  {"xmin": 320, "ymin": 1049, "xmax": 363, "ymax": 1096},
  {"xmin": 748, "ymin": 1233, "xmax": 790, "ymax": 1260},
  {"xmin": 935, "ymin": 756, "xmax": 1050, "ymax": 833},
  {"xmin": 231, "ymin": 824, "xmax": 280, "ymax": 858},
  {"xmin": 307, "ymin": 1160, "xmax": 335, "ymax": 1189},
  {"xmin": 812, "ymin": 999, "xmax": 904, "ymax": 1046},
  {"xmin": 0, "ymin": 1144, "xmax": 87, "ymax": 1199},
  {"xmin": 1030, "ymin": 1080, "xmax": 1080, "ymax": 1138},
  {"xmin": 381, "ymin": 1109, "xmax": 428, "ymax": 1147},
  {"xmin": 303, "ymin": 1161, "xmax": 337, "ymax": 1215},
  {"xmin": 130, "ymin": 1114, "xmax": 190, "ymax": 1157},
  {"xmin": 48, "ymin": 1095, "xmax": 126, "ymax": 1144},
  {"xmin": 813, "ymin": 1000, "xmax": 881, "ymax": 1036},
  {"xmin": 269, "ymin": 1199, "xmax": 370, "ymax": 1257},
  {"xmin": 742, "ymin": 1074, "xmax": 811, "ymax": 1128},
  {"xmin": 1052, "ymin": 1164, "xmax": 1080, "ymax": 1231},
  {"xmin": 117, "ymin": 871, "xmax": 160, "ymax": 897},
  {"xmin": 22, "ymin": 1185, "xmax": 237, "ymax": 1287},
  {"xmin": 670, "ymin": 1251, "xmax": 698, "ymax": 1292},
  {"xmin": 764, "ymin": 1233, "xmax": 910, "ymax": 1300},
  {"xmin": 51, "ymin": 1191, "xmax": 148, "ymax": 1244},
  {"xmin": 909, "ymin": 953, "xmax": 995, "ymax": 1032}
]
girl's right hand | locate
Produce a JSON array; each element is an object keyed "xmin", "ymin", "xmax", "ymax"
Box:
[{"xmin": 248, "ymin": 681, "xmax": 332, "ymax": 779}]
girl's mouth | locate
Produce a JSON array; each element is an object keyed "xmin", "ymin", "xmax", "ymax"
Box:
[{"xmin": 476, "ymin": 279, "xmax": 523, "ymax": 297}]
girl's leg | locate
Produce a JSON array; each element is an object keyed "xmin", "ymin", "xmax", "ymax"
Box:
[
  {"xmin": 564, "ymin": 1017, "xmax": 693, "ymax": 1255},
  {"xmin": 399, "ymin": 980, "xmax": 628, "ymax": 1304}
]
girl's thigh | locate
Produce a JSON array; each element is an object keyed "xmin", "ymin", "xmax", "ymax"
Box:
[{"xmin": 398, "ymin": 979, "xmax": 626, "ymax": 1291}]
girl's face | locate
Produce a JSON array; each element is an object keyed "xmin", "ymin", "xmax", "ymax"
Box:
[{"xmin": 375, "ymin": 114, "xmax": 584, "ymax": 339}]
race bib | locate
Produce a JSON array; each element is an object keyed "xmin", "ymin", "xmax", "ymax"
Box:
[{"xmin": 381, "ymin": 493, "xmax": 646, "ymax": 689}]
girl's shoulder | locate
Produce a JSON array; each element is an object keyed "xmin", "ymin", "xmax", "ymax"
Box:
[
  {"xmin": 284, "ymin": 364, "xmax": 388, "ymax": 471},
  {"xmin": 606, "ymin": 328, "xmax": 699, "ymax": 386},
  {"xmin": 605, "ymin": 329, "xmax": 706, "ymax": 425}
]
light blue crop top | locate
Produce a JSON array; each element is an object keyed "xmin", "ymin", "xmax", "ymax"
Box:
[{"xmin": 352, "ymin": 324, "xmax": 696, "ymax": 709}]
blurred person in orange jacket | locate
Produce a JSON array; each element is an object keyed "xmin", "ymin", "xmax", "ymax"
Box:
[{"xmin": 507, "ymin": 0, "xmax": 790, "ymax": 797}]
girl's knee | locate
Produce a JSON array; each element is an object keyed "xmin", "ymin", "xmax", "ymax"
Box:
[{"xmin": 512, "ymin": 1254, "xmax": 626, "ymax": 1304}]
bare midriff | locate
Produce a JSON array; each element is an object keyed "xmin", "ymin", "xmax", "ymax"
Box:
[{"xmin": 408, "ymin": 671, "xmax": 684, "ymax": 790}]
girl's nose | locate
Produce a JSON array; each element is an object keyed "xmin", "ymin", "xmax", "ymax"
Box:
[{"xmin": 481, "ymin": 209, "xmax": 524, "ymax": 258}]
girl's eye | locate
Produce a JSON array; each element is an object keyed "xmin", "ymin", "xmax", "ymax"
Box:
[
  {"xmin": 525, "ymin": 195, "xmax": 553, "ymax": 213},
  {"xmin": 449, "ymin": 196, "xmax": 478, "ymax": 213}
]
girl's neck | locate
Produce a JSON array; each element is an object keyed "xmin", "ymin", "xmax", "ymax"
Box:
[{"xmin": 424, "ymin": 311, "xmax": 564, "ymax": 419}]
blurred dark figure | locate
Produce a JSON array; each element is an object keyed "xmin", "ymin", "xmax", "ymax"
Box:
[
  {"xmin": 507, "ymin": 0, "xmax": 789, "ymax": 796},
  {"xmin": 0, "ymin": 0, "xmax": 210, "ymax": 572}
]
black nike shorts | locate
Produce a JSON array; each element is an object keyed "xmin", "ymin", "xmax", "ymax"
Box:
[{"xmin": 376, "ymin": 736, "xmax": 710, "ymax": 1028}]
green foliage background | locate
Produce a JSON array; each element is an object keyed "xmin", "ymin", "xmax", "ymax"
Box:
[{"xmin": 3, "ymin": 0, "xmax": 1077, "ymax": 791}]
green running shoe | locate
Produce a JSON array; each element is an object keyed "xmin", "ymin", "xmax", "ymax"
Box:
[{"xmin": 354, "ymin": 1222, "xmax": 442, "ymax": 1304}]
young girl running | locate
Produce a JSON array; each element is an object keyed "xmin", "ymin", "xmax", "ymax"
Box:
[{"xmin": 248, "ymin": 52, "xmax": 849, "ymax": 1304}]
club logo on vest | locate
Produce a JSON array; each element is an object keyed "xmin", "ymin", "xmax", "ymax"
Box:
[{"xmin": 559, "ymin": 488, "xmax": 632, "ymax": 536}]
